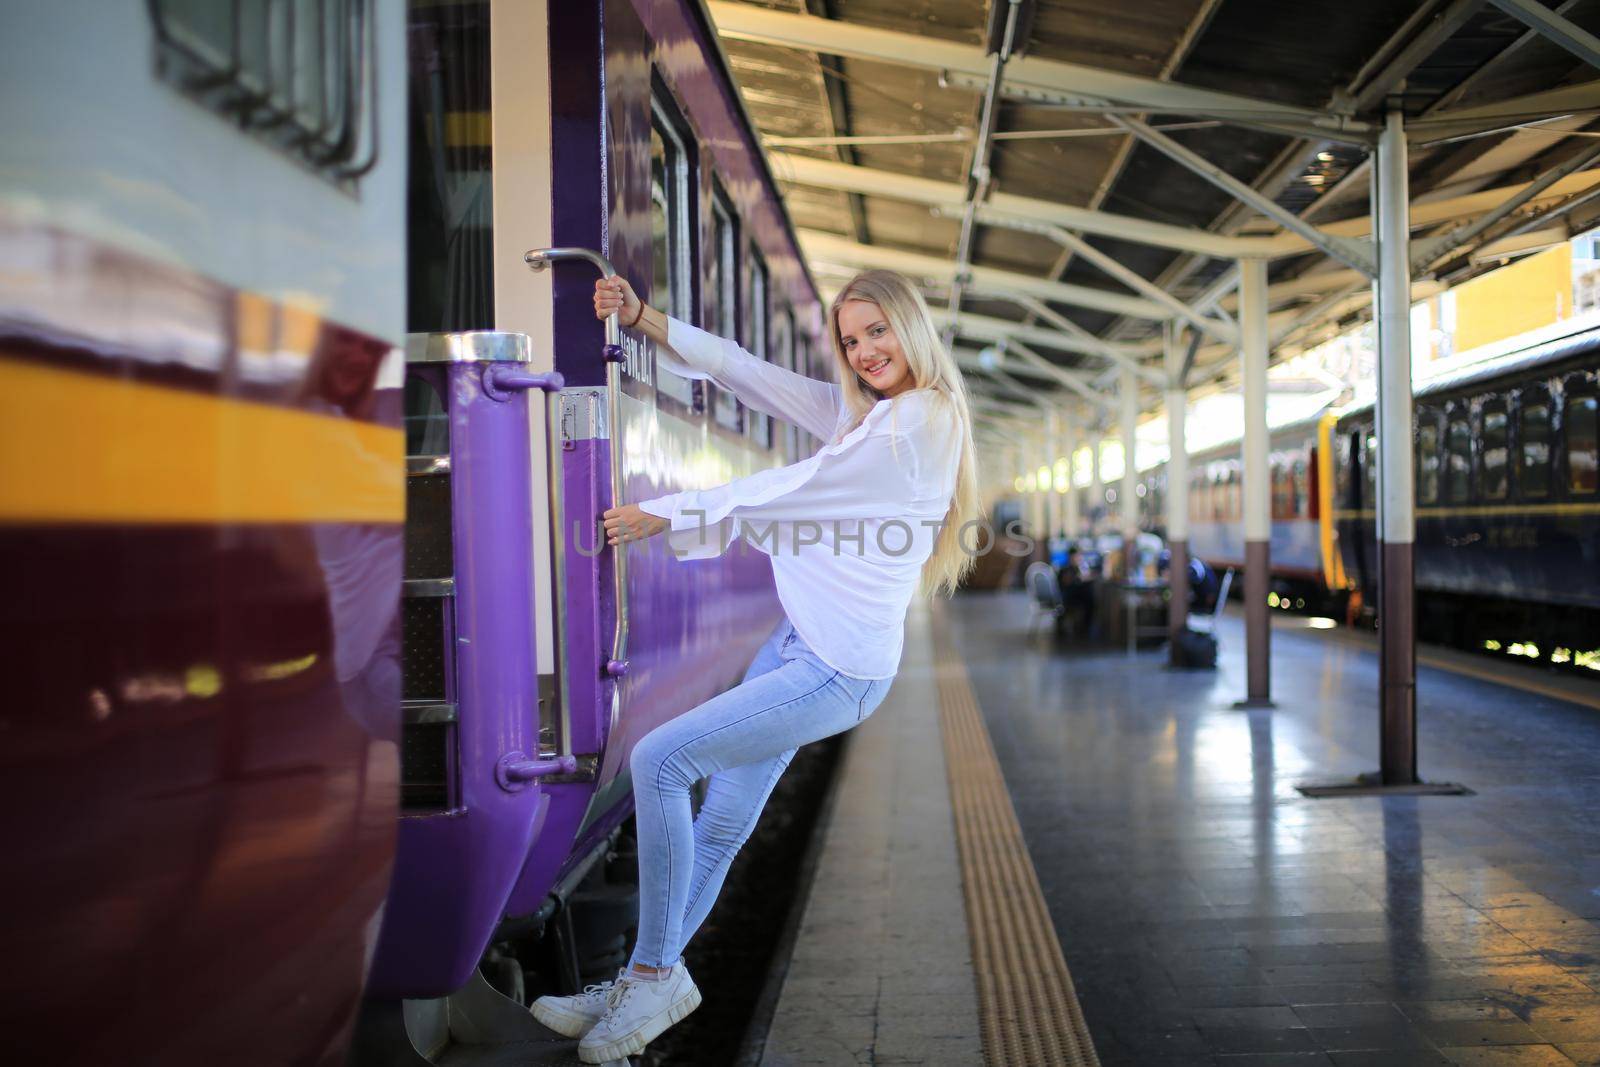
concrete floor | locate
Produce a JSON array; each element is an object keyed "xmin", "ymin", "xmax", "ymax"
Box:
[
  {"xmin": 760, "ymin": 603, "xmax": 984, "ymax": 1066},
  {"xmin": 949, "ymin": 591, "xmax": 1600, "ymax": 1067}
]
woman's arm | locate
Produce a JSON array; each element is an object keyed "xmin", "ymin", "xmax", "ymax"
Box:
[
  {"xmin": 595, "ymin": 278, "xmax": 842, "ymax": 441},
  {"xmin": 633, "ymin": 396, "xmax": 949, "ymax": 560}
]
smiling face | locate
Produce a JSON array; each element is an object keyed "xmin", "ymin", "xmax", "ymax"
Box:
[{"xmin": 837, "ymin": 299, "xmax": 914, "ymax": 398}]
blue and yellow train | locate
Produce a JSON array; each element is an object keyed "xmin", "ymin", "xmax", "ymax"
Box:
[
  {"xmin": 1142, "ymin": 324, "xmax": 1599, "ymax": 669},
  {"xmin": 1334, "ymin": 326, "xmax": 1599, "ymax": 665}
]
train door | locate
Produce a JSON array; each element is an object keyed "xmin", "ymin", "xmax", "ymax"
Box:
[
  {"xmin": 366, "ymin": 0, "xmax": 573, "ymax": 1004},
  {"xmin": 1348, "ymin": 423, "xmax": 1377, "ymax": 599},
  {"xmin": 536, "ymin": 0, "xmax": 791, "ymax": 850}
]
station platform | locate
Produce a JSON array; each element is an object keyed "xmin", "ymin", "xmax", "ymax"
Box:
[{"xmin": 760, "ymin": 590, "xmax": 1600, "ymax": 1067}]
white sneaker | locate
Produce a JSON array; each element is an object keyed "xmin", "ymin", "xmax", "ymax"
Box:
[
  {"xmin": 576, "ymin": 962, "xmax": 701, "ymax": 1064},
  {"xmin": 529, "ymin": 970, "xmax": 623, "ymax": 1038}
]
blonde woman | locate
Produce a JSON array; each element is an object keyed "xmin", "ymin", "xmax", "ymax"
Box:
[{"xmin": 533, "ymin": 269, "xmax": 980, "ymax": 1063}]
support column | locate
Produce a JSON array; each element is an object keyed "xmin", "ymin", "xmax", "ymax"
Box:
[
  {"xmin": 1046, "ymin": 410, "xmax": 1062, "ymax": 546},
  {"xmin": 1239, "ymin": 257, "xmax": 1272, "ymax": 707},
  {"xmin": 1119, "ymin": 363, "xmax": 1140, "ymax": 577},
  {"xmin": 1089, "ymin": 434, "xmax": 1103, "ymax": 537},
  {"xmin": 1165, "ymin": 325, "xmax": 1191, "ymax": 658},
  {"xmin": 1007, "ymin": 445, "xmax": 1022, "ymax": 526},
  {"xmin": 1064, "ymin": 420, "xmax": 1080, "ymax": 540},
  {"xmin": 1033, "ymin": 429, "xmax": 1049, "ymax": 545},
  {"xmin": 1375, "ymin": 109, "xmax": 1418, "ymax": 784}
]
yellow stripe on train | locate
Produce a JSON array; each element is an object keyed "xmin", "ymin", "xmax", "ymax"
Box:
[
  {"xmin": 0, "ymin": 357, "xmax": 403, "ymax": 523},
  {"xmin": 1332, "ymin": 503, "xmax": 1600, "ymax": 520}
]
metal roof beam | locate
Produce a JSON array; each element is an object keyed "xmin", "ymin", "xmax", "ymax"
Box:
[
  {"xmin": 925, "ymin": 306, "xmax": 1144, "ymax": 360},
  {"xmin": 706, "ymin": 1, "xmax": 1372, "ymax": 134},
  {"xmin": 1346, "ymin": 0, "xmax": 1486, "ymax": 114},
  {"xmin": 1111, "ymin": 116, "xmax": 1378, "ymax": 276},
  {"xmin": 1005, "ymin": 342, "xmax": 1116, "ymax": 411},
  {"xmin": 970, "ymin": 396, "xmax": 1038, "ymax": 422},
  {"xmin": 784, "ymin": 149, "xmax": 1579, "ymax": 267},
  {"xmin": 936, "ymin": 201, "xmax": 1238, "ymax": 342},
  {"xmin": 1250, "ymin": 166, "xmax": 1600, "ymax": 253},
  {"xmin": 1037, "ymin": 221, "xmax": 1237, "ymax": 342},
  {"xmin": 1004, "ymin": 294, "xmax": 1166, "ymax": 386},
  {"xmin": 1411, "ymin": 138, "xmax": 1600, "ymax": 269},
  {"xmin": 1428, "ymin": 0, "xmax": 1583, "ymax": 113},
  {"xmin": 1004, "ymin": 293, "xmax": 1137, "ymax": 359},
  {"xmin": 798, "ymin": 229, "xmax": 1171, "ymax": 320},
  {"xmin": 1090, "ymin": 3, "xmax": 1497, "ymax": 347},
  {"xmin": 1487, "ymin": 0, "xmax": 1600, "ymax": 73},
  {"xmin": 955, "ymin": 358, "xmax": 1055, "ymax": 409},
  {"xmin": 955, "ymin": 351, "xmax": 1061, "ymax": 387},
  {"xmin": 1494, "ymin": 175, "xmax": 1600, "ymax": 244},
  {"xmin": 932, "ymin": 70, "xmax": 1375, "ymax": 146},
  {"xmin": 947, "ymin": 0, "xmax": 1031, "ymax": 325},
  {"xmin": 771, "ymin": 152, "xmax": 1268, "ymax": 257},
  {"xmin": 820, "ymin": 281, "xmax": 1148, "ymax": 359},
  {"xmin": 1407, "ymin": 80, "xmax": 1600, "ymax": 143},
  {"xmin": 805, "ymin": 0, "xmax": 870, "ymax": 245}
]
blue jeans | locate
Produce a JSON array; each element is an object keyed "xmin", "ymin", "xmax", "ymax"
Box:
[{"xmin": 627, "ymin": 617, "xmax": 894, "ymax": 969}]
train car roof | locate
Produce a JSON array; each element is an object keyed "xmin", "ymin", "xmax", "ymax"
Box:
[
  {"xmin": 1183, "ymin": 407, "xmax": 1333, "ymax": 467},
  {"xmin": 1335, "ymin": 322, "xmax": 1600, "ymax": 422}
]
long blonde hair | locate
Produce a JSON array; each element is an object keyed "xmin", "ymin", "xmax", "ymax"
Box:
[{"xmin": 827, "ymin": 269, "xmax": 981, "ymax": 598}]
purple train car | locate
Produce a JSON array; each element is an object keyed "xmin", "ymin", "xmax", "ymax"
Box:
[
  {"xmin": 2, "ymin": 2, "xmax": 407, "ymax": 1064},
  {"xmin": 357, "ymin": 0, "xmax": 830, "ymax": 1058}
]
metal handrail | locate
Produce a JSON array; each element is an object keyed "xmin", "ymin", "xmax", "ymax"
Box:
[{"xmin": 523, "ymin": 248, "xmax": 631, "ymax": 701}]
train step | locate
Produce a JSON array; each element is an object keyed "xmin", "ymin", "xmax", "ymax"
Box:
[{"xmin": 350, "ymin": 968, "xmax": 632, "ymax": 1067}]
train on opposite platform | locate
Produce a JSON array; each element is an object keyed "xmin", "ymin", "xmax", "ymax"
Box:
[
  {"xmin": 1134, "ymin": 325, "xmax": 1600, "ymax": 669},
  {"xmin": 5, "ymin": 1, "xmax": 837, "ymax": 1063},
  {"xmin": 1168, "ymin": 413, "xmax": 1343, "ymax": 610},
  {"xmin": 1333, "ymin": 325, "xmax": 1600, "ymax": 662}
]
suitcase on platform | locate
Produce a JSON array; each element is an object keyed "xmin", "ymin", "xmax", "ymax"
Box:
[{"xmin": 1172, "ymin": 626, "xmax": 1218, "ymax": 669}]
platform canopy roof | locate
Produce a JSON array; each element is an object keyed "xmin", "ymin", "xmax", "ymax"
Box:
[{"xmin": 707, "ymin": 0, "xmax": 1600, "ymax": 433}]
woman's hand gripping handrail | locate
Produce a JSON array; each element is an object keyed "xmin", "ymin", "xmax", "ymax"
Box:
[{"xmin": 524, "ymin": 247, "xmax": 631, "ymax": 689}]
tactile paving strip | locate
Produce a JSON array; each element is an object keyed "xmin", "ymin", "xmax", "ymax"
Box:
[{"xmin": 932, "ymin": 608, "xmax": 1100, "ymax": 1067}]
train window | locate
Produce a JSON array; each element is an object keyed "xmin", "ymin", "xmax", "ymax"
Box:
[
  {"xmin": 773, "ymin": 310, "xmax": 797, "ymax": 457},
  {"xmin": 1361, "ymin": 431, "xmax": 1376, "ymax": 507},
  {"xmin": 744, "ymin": 246, "xmax": 771, "ymax": 447},
  {"xmin": 1445, "ymin": 417, "xmax": 1471, "ymax": 502},
  {"xmin": 1520, "ymin": 400, "xmax": 1551, "ymax": 498},
  {"xmin": 405, "ymin": 377, "xmax": 449, "ymax": 458},
  {"xmin": 1569, "ymin": 394, "xmax": 1598, "ymax": 494},
  {"xmin": 1481, "ymin": 402, "xmax": 1508, "ymax": 500},
  {"xmin": 650, "ymin": 95, "xmax": 696, "ymax": 405},
  {"xmin": 151, "ymin": 0, "xmax": 379, "ymax": 186},
  {"xmin": 407, "ymin": 2, "xmax": 492, "ymax": 331},
  {"xmin": 708, "ymin": 186, "xmax": 740, "ymax": 428},
  {"xmin": 1271, "ymin": 459, "xmax": 1291, "ymax": 520},
  {"xmin": 794, "ymin": 331, "xmax": 816, "ymax": 457},
  {"xmin": 1417, "ymin": 420, "xmax": 1440, "ymax": 505},
  {"xmin": 1292, "ymin": 457, "xmax": 1309, "ymax": 517},
  {"xmin": 1334, "ymin": 433, "xmax": 1352, "ymax": 502}
]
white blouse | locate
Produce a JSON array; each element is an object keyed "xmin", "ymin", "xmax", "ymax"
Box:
[{"xmin": 637, "ymin": 317, "xmax": 961, "ymax": 679}]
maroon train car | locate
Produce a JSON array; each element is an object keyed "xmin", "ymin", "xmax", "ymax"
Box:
[{"xmin": 1, "ymin": 3, "xmax": 407, "ymax": 1063}]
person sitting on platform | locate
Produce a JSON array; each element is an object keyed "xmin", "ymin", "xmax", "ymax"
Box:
[{"xmin": 1054, "ymin": 546, "xmax": 1096, "ymax": 639}]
